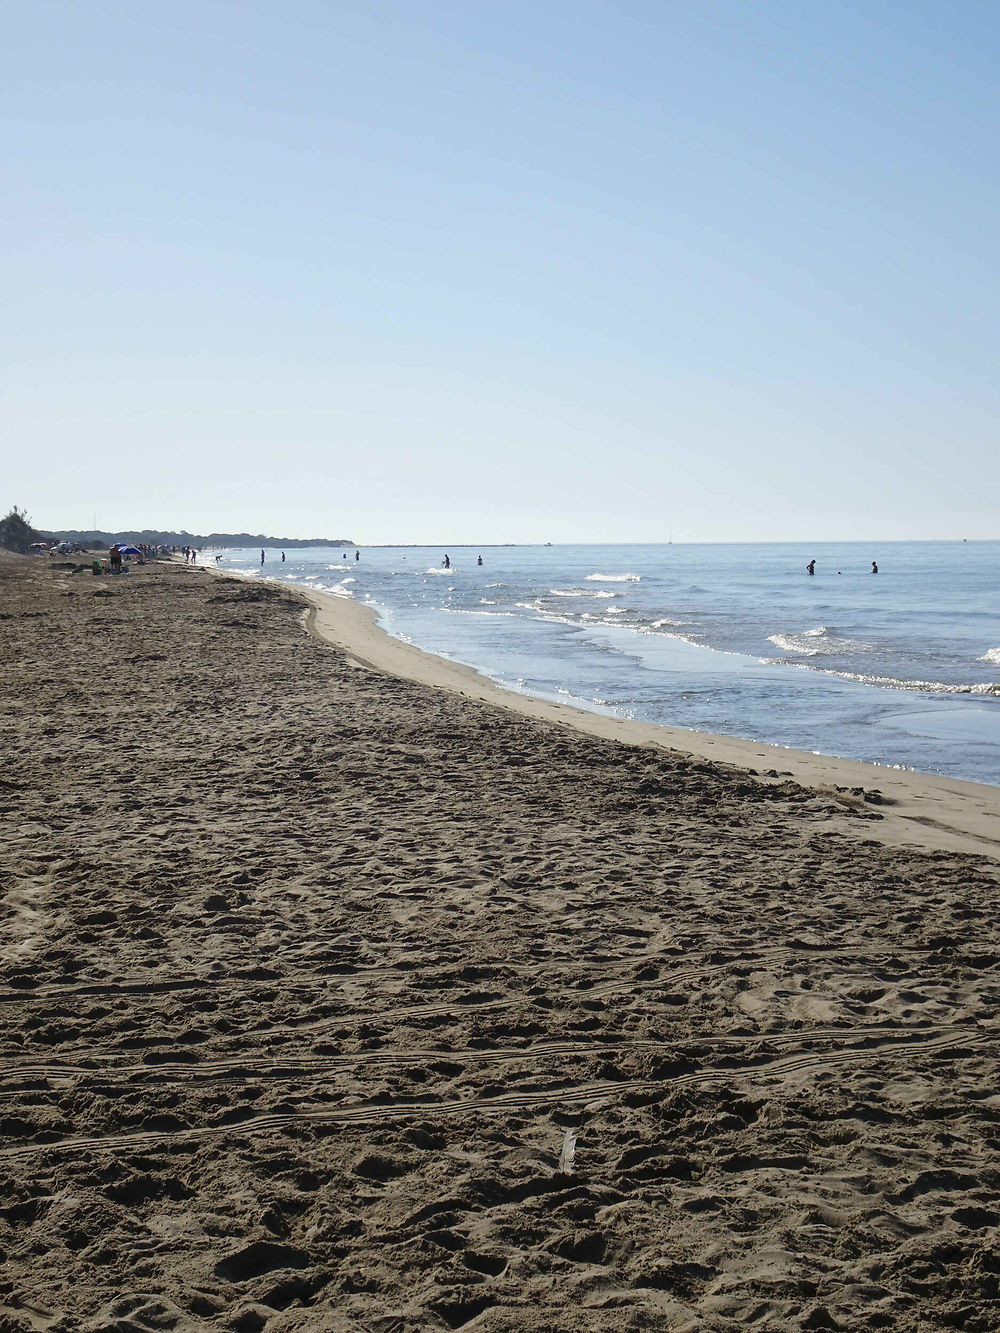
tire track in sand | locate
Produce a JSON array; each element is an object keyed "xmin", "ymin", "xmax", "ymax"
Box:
[
  {"xmin": 0, "ymin": 1021, "xmax": 984, "ymax": 1089},
  {"xmin": 0, "ymin": 1025, "xmax": 989, "ymax": 1160}
]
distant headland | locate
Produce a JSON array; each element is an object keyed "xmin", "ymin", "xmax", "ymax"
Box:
[{"xmin": 43, "ymin": 529, "xmax": 355, "ymax": 549}]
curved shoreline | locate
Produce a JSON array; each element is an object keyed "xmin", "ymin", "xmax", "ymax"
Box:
[{"xmin": 298, "ymin": 584, "xmax": 1000, "ymax": 861}]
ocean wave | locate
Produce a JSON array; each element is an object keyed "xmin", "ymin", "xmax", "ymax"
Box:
[
  {"xmin": 768, "ymin": 627, "xmax": 872, "ymax": 657},
  {"xmin": 585, "ymin": 573, "xmax": 641, "ymax": 583},
  {"xmin": 550, "ymin": 587, "xmax": 617, "ymax": 598},
  {"xmin": 645, "ymin": 628, "xmax": 707, "ymax": 647},
  {"xmin": 979, "ymin": 647, "xmax": 1000, "ymax": 665},
  {"xmin": 650, "ymin": 617, "xmax": 687, "ymax": 629},
  {"xmin": 765, "ymin": 661, "xmax": 1000, "ymax": 696},
  {"xmin": 305, "ymin": 581, "xmax": 355, "ymax": 598},
  {"xmin": 769, "ymin": 632, "xmax": 822, "ymax": 656},
  {"xmin": 425, "ymin": 567, "xmax": 452, "ymax": 575}
]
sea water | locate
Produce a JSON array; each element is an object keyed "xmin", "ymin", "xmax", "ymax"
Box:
[{"xmin": 209, "ymin": 542, "xmax": 1000, "ymax": 786}]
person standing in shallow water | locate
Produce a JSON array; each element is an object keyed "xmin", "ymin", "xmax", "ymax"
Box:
[
  {"xmin": 281, "ymin": 551, "xmax": 285, "ymax": 562},
  {"xmin": 872, "ymin": 561, "xmax": 878, "ymax": 574},
  {"xmin": 355, "ymin": 550, "xmax": 360, "ymax": 561},
  {"xmin": 443, "ymin": 554, "xmax": 450, "ymax": 569},
  {"xmin": 806, "ymin": 559, "xmax": 816, "ymax": 575},
  {"xmin": 260, "ymin": 549, "xmax": 265, "ymax": 566}
]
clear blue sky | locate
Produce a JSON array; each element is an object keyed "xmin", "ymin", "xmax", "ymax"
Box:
[{"xmin": 5, "ymin": 1, "xmax": 999, "ymax": 542}]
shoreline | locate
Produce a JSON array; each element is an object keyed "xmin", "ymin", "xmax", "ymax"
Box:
[{"xmin": 299, "ymin": 584, "xmax": 1000, "ymax": 861}]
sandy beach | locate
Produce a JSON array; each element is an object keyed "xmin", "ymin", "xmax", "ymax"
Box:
[{"xmin": 2, "ymin": 553, "xmax": 999, "ymax": 1332}]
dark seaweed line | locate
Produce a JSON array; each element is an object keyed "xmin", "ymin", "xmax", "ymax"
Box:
[{"xmin": 0, "ymin": 1027, "xmax": 989, "ymax": 1160}]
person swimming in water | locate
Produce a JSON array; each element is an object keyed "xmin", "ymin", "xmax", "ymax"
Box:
[
  {"xmin": 872, "ymin": 560, "xmax": 878, "ymax": 574},
  {"xmin": 477, "ymin": 555, "xmax": 483, "ymax": 566},
  {"xmin": 806, "ymin": 559, "xmax": 815, "ymax": 575}
]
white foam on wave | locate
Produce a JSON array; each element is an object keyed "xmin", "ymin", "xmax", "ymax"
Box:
[
  {"xmin": 550, "ymin": 587, "xmax": 617, "ymax": 599},
  {"xmin": 766, "ymin": 661, "xmax": 1000, "ymax": 696},
  {"xmin": 769, "ymin": 633, "xmax": 823, "ymax": 656},
  {"xmin": 768, "ymin": 626, "xmax": 872, "ymax": 657},
  {"xmin": 585, "ymin": 572, "xmax": 641, "ymax": 583},
  {"xmin": 426, "ymin": 567, "xmax": 452, "ymax": 575},
  {"xmin": 304, "ymin": 580, "xmax": 356, "ymax": 599},
  {"xmin": 979, "ymin": 647, "xmax": 1000, "ymax": 665}
]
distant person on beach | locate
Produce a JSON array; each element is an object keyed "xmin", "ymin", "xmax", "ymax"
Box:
[
  {"xmin": 872, "ymin": 561, "xmax": 878, "ymax": 574},
  {"xmin": 260, "ymin": 550, "xmax": 265, "ymax": 565},
  {"xmin": 109, "ymin": 544, "xmax": 122, "ymax": 575},
  {"xmin": 443, "ymin": 554, "xmax": 450, "ymax": 569},
  {"xmin": 806, "ymin": 559, "xmax": 815, "ymax": 575},
  {"xmin": 355, "ymin": 550, "xmax": 360, "ymax": 561},
  {"xmin": 281, "ymin": 551, "xmax": 285, "ymax": 562}
]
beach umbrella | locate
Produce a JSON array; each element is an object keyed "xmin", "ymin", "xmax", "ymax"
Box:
[{"xmin": 117, "ymin": 545, "xmax": 141, "ymax": 556}]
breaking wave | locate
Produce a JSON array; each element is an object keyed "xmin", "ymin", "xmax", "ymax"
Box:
[
  {"xmin": 550, "ymin": 587, "xmax": 617, "ymax": 598},
  {"xmin": 768, "ymin": 626, "xmax": 872, "ymax": 657},
  {"xmin": 769, "ymin": 662, "xmax": 1000, "ymax": 697}
]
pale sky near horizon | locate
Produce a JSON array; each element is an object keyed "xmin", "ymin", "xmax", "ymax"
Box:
[{"xmin": 4, "ymin": 1, "xmax": 999, "ymax": 543}]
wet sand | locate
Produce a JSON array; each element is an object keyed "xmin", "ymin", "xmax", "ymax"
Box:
[{"xmin": 2, "ymin": 554, "xmax": 999, "ymax": 1332}]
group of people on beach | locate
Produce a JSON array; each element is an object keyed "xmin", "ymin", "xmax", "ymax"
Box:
[{"xmin": 807, "ymin": 559, "xmax": 878, "ymax": 575}]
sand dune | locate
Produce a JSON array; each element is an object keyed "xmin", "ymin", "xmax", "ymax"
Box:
[{"xmin": 1, "ymin": 555, "xmax": 998, "ymax": 1332}]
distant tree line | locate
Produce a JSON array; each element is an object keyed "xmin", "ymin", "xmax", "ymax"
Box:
[{"xmin": 41, "ymin": 529, "xmax": 355, "ymax": 548}]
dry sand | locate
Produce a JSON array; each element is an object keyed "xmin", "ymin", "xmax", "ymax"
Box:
[{"xmin": 1, "ymin": 554, "xmax": 999, "ymax": 1333}]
